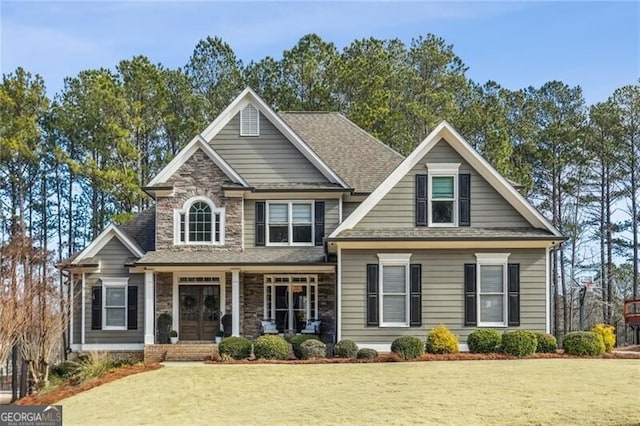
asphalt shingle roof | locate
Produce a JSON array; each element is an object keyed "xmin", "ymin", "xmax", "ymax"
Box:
[
  {"xmin": 136, "ymin": 247, "xmax": 328, "ymax": 265},
  {"xmin": 332, "ymin": 227, "xmax": 558, "ymax": 240},
  {"xmin": 279, "ymin": 112, "xmax": 404, "ymax": 193},
  {"xmin": 118, "ymin": 206, "xmax": 156, "ymax": 252}
]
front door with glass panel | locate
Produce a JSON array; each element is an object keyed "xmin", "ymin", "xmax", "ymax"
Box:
[{"xmin": 179, "ymin": 285, "xmax": 220, "ymax": 340}]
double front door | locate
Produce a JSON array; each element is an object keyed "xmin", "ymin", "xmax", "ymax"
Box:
[{"xmin": 179, "ymin": 285, "xmax": 220, "ymax": 341}]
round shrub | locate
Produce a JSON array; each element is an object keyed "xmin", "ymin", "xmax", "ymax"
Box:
[
  {"xmin": 218, "ymin": 336, "xmax": 252, "ymax": 360},
  {"xmin": 563, "ymin": 331, "xmax": 605, "ymax": 356},
  {"xmin": 300, "ymin": 339, "xmax": 327, "ymax": 359},
  {"xmin": 591, "ymin": 324, "xmax": 615, "ymax": 352},
  {"xmin": 290, "ymin": 335, "xmax": 321, "ymax": 359},
  {"xmin": 534, "ymin": 332, "xmax": 558, "ymax": 353},
  {"xmin": 356, "ymin": 348, "xmax": 378, "ymax": 360},
  {"xmin": 467, "ymin": 329, "xmax": 502, "ymax": 353},
  {"xmin": 501, "ymin": 330, "xmax": 537, "ymax": 357},
  {"xmin": 425, "ymin": 324, "xmax": 459, "ymax": 354},
  {"xmin": 334, "ymin": 340, "xmax": 359, "ymax": 358},
  {"xmin": 253, "ymin": 335, "xmax": 289, "ymax": 360},
  {"xmin": 391, "ymin": 335, "xmax": 424, "ymax": 360}
]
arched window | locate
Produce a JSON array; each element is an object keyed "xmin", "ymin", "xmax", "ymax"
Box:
[{"xmin": 175, "ymin": 197, "xmax": 225, "ymax": 245}]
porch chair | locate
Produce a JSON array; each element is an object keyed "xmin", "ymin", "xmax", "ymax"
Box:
[
  {"xmin": 301, "ymin": 319, "xmax": 321, "ymax": 336},
  {"xmin": 260, "ymin": 319, "xmax": 279, "ymax": 335}
]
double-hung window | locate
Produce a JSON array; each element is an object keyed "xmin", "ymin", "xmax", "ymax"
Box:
[
  {"xmin": 267, "ymin": 201, "xmax": 313, "ymax": 245},
  {"xmin": 476, "ymin": 253, "xmax": 509, "ymax": 327},
  {"xmin": 102, "ymin": 278, "xmax": 128, "ymax": 330},
  {"xmin": 378, "ymin": 254, "xmax": 411, "ymax": 327},
  {"xmin": 427, "ymin": 163, "xmax": 460, "ymax": 226}
]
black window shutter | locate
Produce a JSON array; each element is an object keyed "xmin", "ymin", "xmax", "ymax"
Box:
[
  {"xmin": 366, "ymin": 264, "xmax": 379, "ymax": 326},
  {"xmin": 464, "ymin": 264, "xmax": 477, "ymax": 326},
  {"xmin": 314, "ymin": 201, "xmax": 325, "ymax": 247},
  {"xmin": 410, "ymin": 264, "xmax": 422, "ymax": 327},
  {"xmin": 255, "ymin": 202, "xmax": 266, "ymax": 246},
  {"xmin": 127, "ymin": 286, "xmax": 138, "ymax": 330},
  {"xmin": 415, "ymin": 174, "xmax": 428, "ymax": 226},
  {"xmin": 91, "ymin": 286, "xmax": 102, "ymax": 330},
  {"xmin": 508, "ymin": 263, "xmax": 520, "ymax": 326},
  {"xmin": 459, "ymin": 173, "xmax": 471, "ymax": 226}
]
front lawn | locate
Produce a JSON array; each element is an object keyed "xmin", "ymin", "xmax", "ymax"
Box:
[{"xmin": 60, "ymin": 359, "xmax": 638, "ymax": 425}]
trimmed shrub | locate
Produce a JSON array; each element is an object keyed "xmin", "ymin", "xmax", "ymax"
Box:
[
  {"xmin": 334, "ymin": 340, "xmax": 359, "ymax": 358},
  {"xmin": 50, "ymin": 361, "xmax": 77, "ymax": 379},
  {"xmin": 253, "ymin": 335, "xmax": 289, "ymax": 360},
  {"xmin": 534, "ymin": 332, "xmax": 558, "ymax": 353},
  {"xmin": 591, "ymin": 324, "xmax": 615, "ymax": 352},
  {"xmin": 425, "ymin": 324, "xmax": 459, "ymax": 354},
  {"xmin": 300, "ymin": 339, "xmax": 327, "ymax": 359},
  {"xmin": 356, "ymin": 348, "xmax": 378, "ymax": 360},
  {"xmin": 218, "ymin": 336, "xmax": 252, "ymax": 360},
  {"xmin": 290, "ymin": 335, "xmax": 321, "ymax": 359},
  {"xmin": 501, "ymin": 330, "xmax": 538, "ymax": 357},
  {"xmin": 467, "ymin": 329, "xmax": 501, "ymax": 353},
  {"xmin": 391, "ymin": 336, "xmax": 424, "ymax": 360},
  {"xmin": 563, "ymin": 331, "xmax": 605, "ymax": 356}
]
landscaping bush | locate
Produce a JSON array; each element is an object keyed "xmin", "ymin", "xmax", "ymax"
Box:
[
  {"xmin": 218, "ymin": 336, "xmax": 252, "ymax": 360},
  {"xmin": 50, "ymin": 361, "xmax": 77, "ymax": 379},
  {"xmin": 425, "ymin": 324, "xmax": 459, "ymax": 354},
  {"xmin": 534, "ymin": 332, "xmax": 558, "ymax": 353},
  {"xmin": 356, "ymin": 348, "xmax": 378, "ymax": 360},
  {"xmin": 253, "ymin": 335, "xmax": 289, "ymax": 360},
  {"xmin": 501, "ymin": 330, "xmax": 537, "ymax": 357},
  {"xmin": 299, "ymin": 339, "xmax": 327, "ymax": 359},
  {"xmin": 334, "ymin": 340, "xmax": 359, "ymax": 358},
  {"xmin": 563, "ymin": 331, "xmax": 605, "ymax": 357},
  {"xmin": 391, "ymin": 336, "xmax": 424, "ymax": 360},
  {"xmin": 467, "ymin": 329, "xmax": 502, "ymax": 353},
  {"xmin": 290, "ymin": 335, "xmax": 321, "ymax": 359},
  {"xmin": 69, "ymin": 352, "xmax": 115, "ymax": 383},
  {"xmin": 591, "ymin": 324, "xmax": 615, "ymax": 352}
]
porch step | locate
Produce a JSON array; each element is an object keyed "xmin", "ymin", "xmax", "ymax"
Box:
[{"xmin": 144, "ymin": 344, "xmax": 219, "ymax": 363}]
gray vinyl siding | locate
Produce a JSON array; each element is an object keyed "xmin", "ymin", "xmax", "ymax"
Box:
[
  {"xmin": 244, "ymin": 198, "xmax": 340, "ymax": 248},
  {"xmin": 340, "ymin": 248, "xmax": 547, "ymax": 344},
  {"xmin": 82, "ymin": 238, "xmax": 145, "ymax": 344},
  {"xmin": 356, "ymin": 139, "xmax": 531, "ymax": 228},
  {"xmin": 342, "ymin": 201, "xmax": 361, "ymax": 221},
  {"xmin": 210, "ymin": 112, "xmax": 329, "ymax": 184}
]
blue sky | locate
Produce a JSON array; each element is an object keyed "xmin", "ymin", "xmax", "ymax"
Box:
[{"xmin": 1, "ymin": 1, "xmax": 638, "ymax": 104}]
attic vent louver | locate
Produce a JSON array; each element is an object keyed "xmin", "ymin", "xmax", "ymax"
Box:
[{"xmin": 240, "ymin": 103, "xmax": 259, "ymax": 136}]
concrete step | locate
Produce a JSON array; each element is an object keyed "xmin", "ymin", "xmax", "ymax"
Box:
[{"xmin": 145, "ymin": 344, "xmax": 218, "ymax": 363}]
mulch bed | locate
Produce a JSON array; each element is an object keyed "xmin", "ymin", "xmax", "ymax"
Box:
[{"xmin": 15, "ymin": 363, "xmax": 162, "ymax": 406}]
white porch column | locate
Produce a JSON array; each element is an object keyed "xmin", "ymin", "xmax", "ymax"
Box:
[
  {"xmin": 144, "ymin": 271, "xmax": 155, "ymax": 344},
  {"xmin": 231, "ymin": 269, "xmax": 240, "ymax": 336},
  {"xmin": 81, "ymin": 272, "xmax": 86, "ymax": 345}
]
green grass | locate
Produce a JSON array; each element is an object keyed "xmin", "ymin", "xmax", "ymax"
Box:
[{"xmin": 60, "ymin": 359, "xmax": 639, "ymax": 425}]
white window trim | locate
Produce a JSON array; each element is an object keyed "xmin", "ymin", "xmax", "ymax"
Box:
[
  {"xmin": 266, "ymin": 201, "xmax": 314, "ymax": 247},
  {"xmin": 174, "ymin": 196, "xmax": 225, "ymax": 246},
  {"xmin": 263, "ymin": 275, "xmax": 318, "ymax": 330},
  {"xmin": 427, "ymin": 163, "xmax": 460, "ymax": 227},
  {"xmin": 475, "ymin": 253, "xmax": 510, "ymax": 327},
  {"xmin": 240, "ymin": 103, "xmax": 260, "ymax": 136},
  {"xmin": 377, "ymin": 253, "xmax": 412, "ymax": 327},
  {"xmin": 101, "ymin": 277, "xmax": 129, "ymax": 331}
]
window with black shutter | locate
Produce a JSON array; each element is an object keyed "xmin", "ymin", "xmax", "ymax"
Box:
[
  {"xmin": 416, "ymin": 174, "xmax": 427, "ymax": 226},
  {"xmin": 459, "ymin": 173, "xmax": 471, "ymax": 226},
  {"xmin": 314, "ymin": 201, "xmax": 324, "ymax": 246},
  {"xmin": 508, "ymin": 263, "xmax": 520, "ymax": 326},
  {"xmin": 91, "ymin": 286, "xmax": 102, "ymax": 330},
  {"xmin": 255, "ymin": 202, "xmax": 266, "ymax": 246},
  {"xmin": 127, "ymin": 286, "xmax": 138, "ymax": 330},
  {"xmin": 464, "ymin": 264, "xmax": 477, "ymax": 326},
  {"xmin": 410, "ymin": 264, "xmax": 422, "ymax": 327},
  {"xmin": 366, "ymin": 264, "xmax": 379, "ymax": 326}
]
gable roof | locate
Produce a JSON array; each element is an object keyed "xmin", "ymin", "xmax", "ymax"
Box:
[
  {"xmin": 71, "ymin": 224, "xmax": 145, "ymax": 265},
  {"xmin": 118, "ymin": 206, "xmax": 156, "ymax": 252},
  {"xmin": 199, "ymin": 87, "xmax": 349, "ymax": 188},
  {"xmin": 279, "ymin": 112, "xmax": 404, "ymax": 194},
  {"xmin": 331, "ymin": 121, "xmax": 562, "ymax": 238}
]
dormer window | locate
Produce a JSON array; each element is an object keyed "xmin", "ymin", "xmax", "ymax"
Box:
[
  {"xmin": 427, "ymin": 163, "xmax": 460, "ymax": 227},
  {"xmin": 240, "ymin": 103, "xmax": 259, "ymax": 136},
  {"xmin": 174, "ymin": 196, "xmax": 225, "ymax": 245}
]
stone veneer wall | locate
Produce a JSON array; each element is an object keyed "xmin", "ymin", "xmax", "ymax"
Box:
[
  {"xmin": 155, "ymin": 272, "xmax": 173, "ymax": 343},
  {"xmin": 155, "ymin": 149, "xmax": 243, "ymax": 251}
]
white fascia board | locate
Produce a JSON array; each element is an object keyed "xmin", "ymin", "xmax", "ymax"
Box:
[
  {"xmin": 148, "ymin": 135, "xmax": 249, "ymax": 187},
  {"xmin": 73, "ymin": 224, "xmax": 144, "ymax": 264},
  {"xmin": 331, "ymin": 121, "xmax": 561, "ymax": 238},
  {"xmin": 200, "ymin": 87, "xmax": 349, "ymax": 189}
]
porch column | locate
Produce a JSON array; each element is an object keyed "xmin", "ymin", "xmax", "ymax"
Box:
[
  {"xmin": 144, "ymin": 271, "xmax": 155, "ymax": 344},
  {"xmin": 231, "ymin": 269, "xmax": 240, "ymax": 336}
]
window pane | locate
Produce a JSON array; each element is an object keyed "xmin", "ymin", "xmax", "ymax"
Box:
[
  {"xmin": 269, "ymin": 204, "xmax": 288, "ymax": 223},
  {"xmin": 382, "ymin": 266, "xmax": 405, "ymax": 293},
  {"xmin": 189, "ymin": 201, "xmax": 212, "ymax": 242},
  {"xmin": 480, "ymin": 295, "xmax": 504, "ymax": 323},
  {"xmin": 293, "ymin": 225, "xmax": 312, "ymax": 243},
  {"xmin": 481, "ymin": 265, "xmax": 504, "ymax": 293},
  {"xmin": 106, "ymin": 287, "xmax": 125, "ymax": 306},
  {"xmin": 383, "ymin": 295, "xmax": 406, "ymax": 323},
  {"xmin": 292, "ymin": 204, "xmax": 312, "ymax": 223},
  {"xmin": 269, "ymin": 225, "xmax": 289, "ymax": 243},
  {"xmin": 432, "ymin": 176, "xmax": 454, "ymax": 198},
  {"xmin": 432, "ymin": 201, "xmax": 453, "ymax": 223},
  {"xmin": 106, "ymin": 308, "xmax": 125, "ymax": 327}
]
